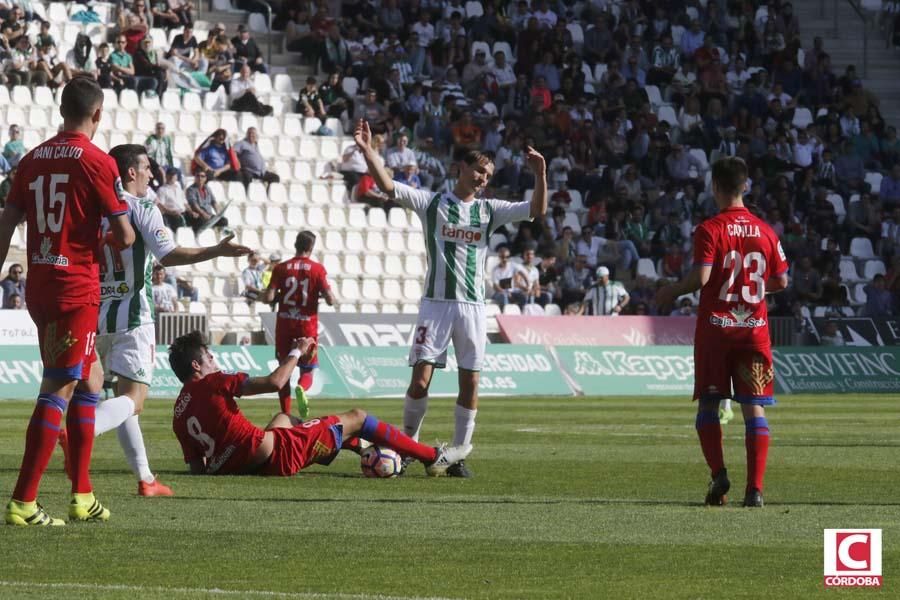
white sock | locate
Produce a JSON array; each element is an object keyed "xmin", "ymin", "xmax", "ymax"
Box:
[
  {"xmin": 117, "ymin": 414, "xmax": 154, "ymax": 483},
  {"xmin": 453, "ymin": 405, "xmax": 477, "ymax": 447},
  {"xmin": 403, "ymin": 394, "xmax": 428, "ymax": 441},
  {"xmin": 721, "ymin": 398, "xmax": 732, "ymax": 412},
  {"xmin": 94, "ymin": 395, "xmax": 136, "ymax": 436}
]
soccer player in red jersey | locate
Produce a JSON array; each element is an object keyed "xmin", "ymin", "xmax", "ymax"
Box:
[
  {"xmin": 262, "ymin": 231, "xmax": 335, "ymax": 418},
  {"xmin": 168, "ymin": 331, "xmax": 471, "ymax": 477},
  {"xmin": 0, "ymin": 77, "xmax": 136, "ymax": 526},
  {"xmin": 656, "ymin": 158, "xmax": 789, "ymax": 508}
]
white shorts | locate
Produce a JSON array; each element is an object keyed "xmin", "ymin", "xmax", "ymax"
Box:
[
  {"xmin": 96, "ymin": 323, "xmax": 156, "ymax": 386},
  {"xmin": 408, "ymin": 299, "xmax": 486, "ymax": 371}
]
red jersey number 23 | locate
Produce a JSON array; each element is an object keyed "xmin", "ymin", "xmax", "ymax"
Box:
[{"xmin": 719, "ymin": 250, "xmax": 766, "ymax": 304}]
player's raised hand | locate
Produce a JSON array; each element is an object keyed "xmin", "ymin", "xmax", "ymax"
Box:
[
  {"xmin": 354, "ymin": 119, "xmax": 372, "ymax": 152},
  {"xmin": 216, "ymin": 232, "xmax": 253, "ymax": 257},
  {"xmin": 524, "ymin": 146, "xmax": 546, "ymax": 175}
]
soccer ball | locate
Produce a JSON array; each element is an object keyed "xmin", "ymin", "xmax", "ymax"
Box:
[{"xmin": 360, "ymin": 446, "xmax": 402, "ymax": 478}]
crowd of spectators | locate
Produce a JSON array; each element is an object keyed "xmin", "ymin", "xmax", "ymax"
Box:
[
  {"xmin": 1, "ymin": 0, "xmax": 899, "ymax": 323},
  {"xmin": 269, "ymin": 0, "xmax": 900, "ymax": 317}
]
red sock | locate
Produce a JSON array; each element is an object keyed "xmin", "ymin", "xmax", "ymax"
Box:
[
  {"xmin": 278, "ymin": 383, "xmax": 291, "ymax": 414},
  {"xmin": 66, "ymin": 391, "xmax": 99, "ymax": 494},
  {"xmin": 745, "ymin": 417, "xmax": 770, "ymax": 492},
  {"xmin": 12, "ymin": 393, "xmax": 68, "ymax": 502},
  {"xmin": 360, "ymin": 415, "xmax": 437, "ymax": 463},
  {"xmin": 299, "ymin": 370, "xmax": 313, "ymax": 391},
  {"xmin": 695, "ymin": 411, "xmax": 725, "ymax": 476}
]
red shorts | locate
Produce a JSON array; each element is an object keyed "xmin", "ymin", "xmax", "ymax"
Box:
[
  {"xmin": 262, "ymin": 416, "xmax": 342, "ymax": 476},
  {"xmin": 28, "ymin": 300, "xmax": 99, "ymax": 381},
  {"xmin": 694, "ymin": 344, "xmax": 776, "ymax": 406},
  {"xmin": 275, "ymin": 326, "xmax": 318, "ymax": 369}
]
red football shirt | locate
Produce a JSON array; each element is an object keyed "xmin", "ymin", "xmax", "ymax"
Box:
[
  {"xmin": 267, "ymin": 256, "xmax": 330, "ymax": 333},
  {"xmin": 7, "ymin": 131, "xmax": 127, "ymax": 305},
  {"xmin": 172, "ymin": 371, "xmax": 265, "ymax": 474},
  {"xmin": 693, "ymin": 206, "xmax": 789, "ymax": 349}
]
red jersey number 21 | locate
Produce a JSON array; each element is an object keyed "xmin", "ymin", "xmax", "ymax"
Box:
[
  {"xmin": 29, "ymin": 174, "xmax": 69, "ymax": 234},
  {"xmin": 719, "ymin": 250, "xmax": 766, "ymax": 304},
  {"xmin": 283, "ymin": 276, "xmax": 309, "ymax": 307}
]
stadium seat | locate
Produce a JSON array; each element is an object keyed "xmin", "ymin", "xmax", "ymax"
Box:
[
  {"xmin": 359, "ymin": 303, "xmax": 378, "ymax": 313},
  {"xmin": 223, "ymin": 204, "xmax": 243, "ymax": 227},
  {"xmin": 383, "ymin": 254, "xmax": 403, "ymax": 277},
  {"xmin": 503, "ymin": 304, "xmax": 522, "ymax": 315},
  {"xmin": 33, "ymin": 86, "xmax": 54, "ymax": 108},
  {"xmin": 227, "ymin": 182, "xmax": 248, "ymax": 206},
  {"xmin": 368, "ymin": 209, "xmax": 388, "ymax": 230},
  {"xmin": 323, "ymin": 230, "xmax": 344, "ymax": 252},
  {"xmin": 826, "ymin": 194, "xmax": 846, "ymax": 223},
  {"xmin": 489, "ymin": 232, "xmax": 508, "ymax": 251},
  {"xmin": 283, "ymin": 115, "xmax": 303, "ymax": 137},
  {"xmin": 339, "ymin": 278, "xmax": 361, "ymax": 301},
  {"xmin": 854, "ymin": 283, "xmax": 868, "ymax": 305},
  {"xmin": 850, "ymin": 237, "xmax": 876, "ymax": 260},
  {"xmin": 347, "ymin": 206, "xmax": 367, "ymax": 229},
  {"xmin": 28, "ymin": 107, "xmax": 49, "ymax": 129},
  {"xmin": 386, "ymin": 232, "xmax": 406, "ymax": 253},
  {"xmin": 321, "ymin": 253, "xmax": 340, "ymax": 274},
  {"xmin": 470, "ymin": 40, "xmax": 491, "ymax": 60},
  {"xmin": 344, "ymin": 231, "xmax": 364, "ymax": 252},
  {"xmin": 839, "ymin": 259, "xmax": 862, "ymax": 282},
  {"xmin": 382, "ymin": 279, "xmax": 404, "ymax": 302},
  {"xmin": 299, "ymin": 138, "xmax": 319, "ymax": 160},
  {"xmin": 342, "ymin": 254, "xmax": 362, "ymax": 274},
  {"xmin": 306, "ymin": 206, "xmax": 326, "ymax": 228},
  {"xmin": 403, "ymin": 279, "xmax": 422, "ymax": 301},
  {"xmin": 361, "ymin": 278, "xmax": 380, "ymax": 299},
  {"xmin": 657, "ymin": 106, "xmax": 678, "ymax": 127},
  {"xmin": 523, "ymin": 304, "xmax": 545, "ymax": 316},
  {"xmin": 219, "ymin": 113, "xmax": 239, "ymax": 134},
  {"xmin": 288, "ymin": 182, "xmax": 310, "ymax": 204},
  {"xmin": 261, "ymin": 229, "xmax": 282, "ymax": 250},
  {"xmin": 141, "ymin": 92, "xmax": 161, "ymax": 111},
  {"xmin": 238, "ymin": 113, "xmax": 260, "ymax": 133},
  {"xmin": 337, "ymin": 302, "xmax": 358, "ymax": 313},
  {"xmin": 182, "ymin": 92, "xmax": 202, "ymax": 112},
  {"xmin": 240, "ymin": 229, "xmax": 261, "ymax": 249},
  {"xmin": 407, "ymin": 232, "xmax": 425, "ymax": 252},
  {"xmin": 119, "ymin": 89, "xmax": 140, "ymax": 111},
  {"xmin": 273, "ymin": 74, "xmax": 294, "ymax": 95},
  {"xmin": 243, "ymin": 206, "xmax": 264, "ymax": 228},
  {"xmin": 644, "ymin": 85, "xmax": 665, "ymax": 110},
  {"xmin": 865, "ymin": 172, "xmax": 883, "ymax": 194},
  {"xmin": 176, "ymin": 228, "xmax": 195, "ymax": 247},
  {"xmin": 545, "ymin": 303, "xmax": 562, "ymax": 316},
  {"xmin": 593, "ymin": 63, "xmax": 607, "ymax": 82},
  {"xmin": 465, "ymin": 1, "xmax": 484, "ymax": 18},
  {"xmin": 362, "ymin": 254, "xmax": 384, "ymax": 277},
  {"xmin": 264, "ymin": 205, "xmax": 285, "ymax": 228},
  {"xmin": 365, "ymin": 231, "xmax": 386, "ymax": 253},
  {"xmin": 637, "ymin": 258, "xmax": 659, "ymax": 280},
  {"xmin": 388, "ymin": 208, "xmax": 409, "ymax": 229},
  {"xmin": 863, "ymin": 260, "xmax": 886, "ymax": 279},
  {"xmin": 320, "ymin": 139, "xmax": 340, "ymax": 160},
  {"xmin": 277, "ymin": 137, "xmax": 297, "ymax": 159},
  {"xmin": 309, "ymin": 182, "xmax": 330, "ymax": 205},
  {"xmin": 404, "ymin": 255, "xmax": 425, "ymax": 277}
]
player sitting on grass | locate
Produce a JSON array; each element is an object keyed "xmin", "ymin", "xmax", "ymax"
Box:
[
  {"xmin": 168, "ymin": 331, "xmax": 471, "ymax": 477},
  {"xmin": 656, "ymin": 157, "xmax": 789, "ymax": 508}
]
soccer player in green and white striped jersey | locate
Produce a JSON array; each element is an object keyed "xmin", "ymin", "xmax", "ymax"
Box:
[
  {"xmin": 354, "ymin": 119, "xmax": 547, "ymax": 477},
  {"xmin": 90, "ymin": 145, "xmax": 250, "ymax": 496}
]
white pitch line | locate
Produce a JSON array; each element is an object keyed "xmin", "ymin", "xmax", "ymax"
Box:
[{"xmin": 0, "ymin": 581, "xmax": 465, "ymax": 600}]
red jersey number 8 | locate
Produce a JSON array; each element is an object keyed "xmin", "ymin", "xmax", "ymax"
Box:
[{"xmin": 719, "ymin": 250, "xmax": 766, "ymax": 304}]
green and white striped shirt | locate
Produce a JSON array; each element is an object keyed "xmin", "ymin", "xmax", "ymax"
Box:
[
  {"xmin": 393, "ymin": 182, "xmax": 532, "ymax": 304},
  {"xmin": 98, "ymin": 189, "xmax": 177, "ymax": 334}
]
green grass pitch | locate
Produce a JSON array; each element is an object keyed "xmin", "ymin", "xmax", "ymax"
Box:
[{"xmin": 0, "ymin": 394, "xmax": 898, "ymax": 599}]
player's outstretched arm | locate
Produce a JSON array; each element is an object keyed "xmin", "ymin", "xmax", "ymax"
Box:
[
  {"xmin": 0, "ymin": 204, "xmax": 24, "ymax": 273},
  {"xmin": 160, "ymin": 233, "xmax": 253, "ymax": 267},
  {"xmin": 322, "ymin": 288, "xmax": 336, "ymax": 306},
  {"xmin": 242, "ymin": 338, "xmax": 317, "ymax": 395},
  {"xmin": 525, "ymin": 146, "xmax": 548, "ymax": 219},
  {"xmin": 354, "ymin": 119, "xmax": 395, "ymax": 197},
  {"xmin": 107, "ymin": 212, "xmax": 136, "ymax": 249}
]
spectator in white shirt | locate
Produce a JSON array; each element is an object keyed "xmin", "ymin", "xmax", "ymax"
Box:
[
  {"xmin": 532, "ymin": 0, "xmax": 558, "ymax": 28},
  {"xmin": 791, "ymin": 130, "xmax": 821, "ymax": 168},
  {"xmin": 411, "ymin": 12, "xmax": 435, "ymax": 47},
  {"xmin": 156, "ymin": 168, "xmax": 188, "ymax": 230},
  {"xmin": 726, "ymin": 57, "xmax": 750, "ymax": 94},
  {"xmin": 386, "ymin": 134, "xmax": 417, "ymax": 170},
  {"xmin": 520, "ymin": 249, "xmax": 552, "ymax": 306},
  {"xmin": 575, "ymin": 226, "xmax": 603, "ymax": 268},
  {"xmin": 152, "ymin": 265, "xmax": 179, "ymax": 313},
  {"xmin": 241, "ymin": 252, "xmax": 266, "ymax": 303},
  {"xmin": 491, "ymin": 247, "xmax": 528, "ymax": 309}
]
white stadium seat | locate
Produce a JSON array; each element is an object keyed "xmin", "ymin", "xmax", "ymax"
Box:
[
  {"xmin": 850, "ymin": 237, "xmax": 876, "ymax": 260},
  {"xmin": 384, "ymin": 254, "xmax": 403, "ymax": 276}
]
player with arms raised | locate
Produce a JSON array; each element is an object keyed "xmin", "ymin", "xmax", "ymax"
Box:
[
  {"xmin": 656, "ymin": 157, "xmax": 789, "ymax": 508},
  {"xmin": 168, "ymin": 331, "xmax": 471, "ymax": 477},
  {"xmin": 0, "ymin": 77, "xmax": 135, "ymax": 526},
  {"xmin": 88, "ymin": 144, "xmax": 251, "ymax": 497},
  {"xmin": 354, "ymin": 119, "xmax": 547, "ymax": 477},
  {"xmin": 262, "ymin": 231, "xmax": 334, "ymax": 418}
]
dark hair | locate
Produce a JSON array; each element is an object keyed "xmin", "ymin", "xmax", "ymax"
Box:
[
  {"xmin": 711, "ymin": 157, "xmax": 749, "ymax": 198},
  {"xmin": 460, "ymin": 150, "xmax": 493, "ymax": 167},
  {"xmin": 295, "ymin": 230, "xmax": 317, "ymax": 254},
  {"xmin": 108, "ymin": 144, "xmax": 147, "ymax": 180},
  {"xmin": 169, "ymin": 331, "xmax": 207, "ymax": 383},
  {"xmin": 60, "ymin": 76, "xmax": 104, "ymax": 121}
]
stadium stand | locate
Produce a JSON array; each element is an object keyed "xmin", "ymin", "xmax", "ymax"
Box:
[{"xmin": 0, "ymin": 0, "xmax": 899, "ymax": 332}]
